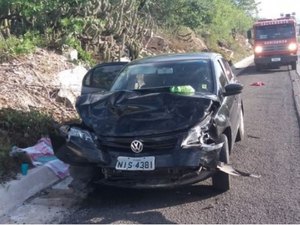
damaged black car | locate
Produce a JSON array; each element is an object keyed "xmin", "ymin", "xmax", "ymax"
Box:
[{"xmin": 52, "ymin": 53, "xmax": 245, "ymax": 192}]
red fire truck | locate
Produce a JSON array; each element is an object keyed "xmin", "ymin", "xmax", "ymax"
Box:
[{"xmin": 249, "ymin": 15, "xmax": 299, "ymax": 71}]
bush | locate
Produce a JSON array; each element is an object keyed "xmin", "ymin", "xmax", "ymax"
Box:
[
  {"xmin": 0, "ymin": 31, "xmax": 43, "ymax": 62},
  {"xmin": 63, "ymin": 36, "xmax": 96, "ymax": 65},
  {"xmin": 0, "ymin": 136, "xmax": 18, "ymax": 183},
  {"xmin": 0, "ymin": 109, "xmax": 57, "ymax": 147}
]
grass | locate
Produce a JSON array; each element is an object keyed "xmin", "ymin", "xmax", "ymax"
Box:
[
  {"xmin": 0, "ymin": 32, "xmax": 41, "ymax": 63},
  {"xmin": 0, "ymin": 32, "xmax": 95, "ymax": 65}
]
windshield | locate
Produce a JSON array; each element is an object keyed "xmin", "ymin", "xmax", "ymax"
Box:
[
  {"xmin": 255, "ymin": 24, "xmax": 295, "ymax": 40},
  {"xmin": 111, "ymin": 60, "xmax": 213, "ymax": 93}
]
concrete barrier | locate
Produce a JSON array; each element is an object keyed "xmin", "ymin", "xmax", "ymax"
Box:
[{"xmin": 0, "ymin": 166, "xmax": 59, "ymax": 218}]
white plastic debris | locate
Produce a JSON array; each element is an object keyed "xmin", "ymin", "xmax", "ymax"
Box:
[
  {"xmin": 57, "ymin": 66, "xmax": 88, "ymax": 106},
  {"xmin": 69, "ymin": 49, "xmax": 78, "ymax": 61}
]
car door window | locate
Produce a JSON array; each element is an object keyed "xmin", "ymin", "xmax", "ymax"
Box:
[
  {"xmin": 91, "ymin": 67, "xmax": 114, "ymax": 90},
  {"xmin": 221, "ymin": 58, "xmax": 234, "ymax": 81},
  {"xmin": 216, "ymin": 60, "xmax": 228, "ymax": 88},
  {"xmin": 83, "ymin": 64, "xmax": 125, "ymax": 91}
]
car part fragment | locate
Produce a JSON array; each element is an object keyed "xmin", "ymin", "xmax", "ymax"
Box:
[{"xmin": 217, "ymin": 162, "xmax": 261, "ymax": 178}]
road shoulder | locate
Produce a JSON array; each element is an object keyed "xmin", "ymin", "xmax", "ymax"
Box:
[
  {"xmin": 290, "ymin": 63, "xmax": 300, "ymax": 126},
  {"xmin": 0, "ymin": 165, "xmax": 60, "ymax": 219}
]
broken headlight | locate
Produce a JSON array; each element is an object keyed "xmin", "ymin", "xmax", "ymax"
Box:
[
  {"xmin": 67, "ymin": 127, "xmax": 95, "ymax": 143},
  {"xmin": 181, "ymin": 116, "xmax": 211, "ymax": 149}
]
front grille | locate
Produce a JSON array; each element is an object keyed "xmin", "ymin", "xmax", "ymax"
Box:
[
  {"xmin": 263, "ymin": 44, "xmax": 287, "ymax": 52},
  {"xmin": 102, "ymin": 168, "xmax": 198, "ymax": 180},
  {"xmin": 98, "ymin": 133, "xmax": 183, "ymax": 153}
]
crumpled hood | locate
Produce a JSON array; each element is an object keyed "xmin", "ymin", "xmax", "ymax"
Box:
[{"xmin": 76, "ymin": 90, "xmax": 219, "ymax": 137}]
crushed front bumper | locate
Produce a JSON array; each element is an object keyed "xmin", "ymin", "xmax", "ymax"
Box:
[
  {"xmin": 254, "ymin": 54, "xmax": 297, "ymax": 67},
  {"xmin": 98, "ymin": 167, "xmax": 214, "ymax": 188},
  {"xmin": 51, "ymin": 130, "xmax": 223, "ymax": 188}
]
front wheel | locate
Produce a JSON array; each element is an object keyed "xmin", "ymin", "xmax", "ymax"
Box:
[
  {"xmin": 212, "ymin": 134, "xmax": 230, "ymax": 192},
  {"xmin": 291, "ymin": 61, "xmax": 297, "ymax": 70},
  {"xmin": 255, "ymin": 64, "xmax": 262, "ymax": 72},
  {"xmin": 68, "ymin": 166, "xmax": 96, "ymax": 197}
]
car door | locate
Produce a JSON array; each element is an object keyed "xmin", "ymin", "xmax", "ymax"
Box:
[
  {"xmin": 81, "ymin": 62, "xmax": 127, "ymax": 95},
  {"xmin": 213, "ymin": 57, "xmax": 236, "ymax": 146},
  {"xmin": 218, "ymin": 58, "xmax": 240, "ymax": 135}
]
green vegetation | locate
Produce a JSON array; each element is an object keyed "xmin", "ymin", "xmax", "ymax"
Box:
[
  {"xmin": 146, "ymin": 0, "xmax": 256, "ymax": 32},
  {"xmin": 0, "ymin": 32, "xmax": 42, "ymax": 62},
  {"xmin": 0, "ymin": 109, "xmax": 56, "ymax": 146},
  {"xmin": 0, "ymin": 0, "xmax": 258, "ymax": 64},
  {"xmin": 143, "ymin": 0, "xmax": 256, "ymax": 50},
  {"xmin": 0, "ymin": 135, "xmax": 17, "ymax": 183}
]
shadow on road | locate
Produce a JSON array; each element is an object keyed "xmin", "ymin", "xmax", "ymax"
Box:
[
  {"xmin": 64, "ymin": 183, "xmax": 222, "ymax": 224},
  {"xmin": 236, "ymin": 65, "xmax": 291, "ymax": 76}
]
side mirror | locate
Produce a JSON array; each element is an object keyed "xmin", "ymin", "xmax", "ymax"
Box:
[
  {"xmin": 247, "ymin": 29, "xmax": 252, "ymax": 39},
  {"xmin": 223, "ymin": 83, "xmax": 243, "ymax": 96}
]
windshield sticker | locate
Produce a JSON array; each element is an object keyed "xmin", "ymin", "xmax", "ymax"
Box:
[
  {"xmin": 170, "ymin": 85, "xmax": 195, "ymax": 95},
  {"xmin": 201, "ymin": 84, "xmax": 208, "ymax": 90},
  {"xmin": 157, "ymin": 67, "xmax": 173, "ymax": 74}
]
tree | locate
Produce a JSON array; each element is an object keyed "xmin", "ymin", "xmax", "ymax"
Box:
[
  {"xmin": 0, "ymin": 0, "xmax": 258, "ymax": 63},
  {"xmin": 233, "ymin": 0, "xmax": 259, "ymax": 16}
]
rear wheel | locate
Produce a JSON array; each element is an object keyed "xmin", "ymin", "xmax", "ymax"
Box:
[
  {"xmin": 291, "ymin": 61, "xmax": 297, "ymax": 70},
  {"xmin": 235, "ymin": 110, "xmax": 245, "ymax": 142},
  {"xmin": 212, "ymin": 134, "xmax": 230, "ymax": 192}
]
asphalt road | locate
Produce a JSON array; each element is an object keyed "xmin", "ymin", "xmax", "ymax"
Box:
[{"xmin": 62, "ymin": 65, "xmax": 300, "ymax": 224}]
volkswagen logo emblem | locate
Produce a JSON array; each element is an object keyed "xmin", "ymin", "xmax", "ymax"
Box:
[{"xmin": 130, "ymin": 140, "xmax": 143, "ymax": 153}]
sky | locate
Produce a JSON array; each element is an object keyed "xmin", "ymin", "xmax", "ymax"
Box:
[{"xmin": 256, "ymin": 0, "xmax": 300, "ymax": 21}]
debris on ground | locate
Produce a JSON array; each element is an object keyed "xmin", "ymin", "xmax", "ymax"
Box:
[
  {"xmin": 10, "ymin": 137, "xmax": 69, "ymax": 179},
  {"xmin": 250, "ymin": 81, "xmax": 265, "ymax": 86},
  {"xmin": 57, "ymin": 66, "xmax": 87, "ymax": 107},
  {"xmin": 217, "ymin": 162, "xmax": 261, "ymax": 178}
]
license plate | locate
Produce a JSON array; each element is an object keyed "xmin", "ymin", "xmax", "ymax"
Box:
[
  {"xmin": 115, "ymin": 156, "xmax": 155, "ymax": 171},
  {"xmin": 271, "ymin": 57, "xmax": 281, "ymax": 62}
]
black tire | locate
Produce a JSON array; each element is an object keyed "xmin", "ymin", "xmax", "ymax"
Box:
[
  {"xmin": 69, "ymin": 166, "xmax": 95, "ymax": 193},
  {"xmin": 212, "ymin": 134, "xmax": 230, "ymax": 192},
  {"xmin": 235, "ymin": 110, "xmax": 245, "ymax": 142},
  {"xmin": 255, "ymin": 64, "xmax": 262, "ymax": 72},
  {"xmin": 291, "ymin": 61, "xmax": 297, "ymax": 70}
]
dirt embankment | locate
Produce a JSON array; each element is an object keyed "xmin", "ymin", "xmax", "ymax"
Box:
[
  {"xmin": 0, "ymin": 48, "xmax": 80, "ymax": 182},
  {"xmin": 0, "ymin": 48, "xmax": 79, "ymax": 122}
]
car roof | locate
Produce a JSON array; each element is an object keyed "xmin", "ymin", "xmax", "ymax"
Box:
[{"xmin": 129, "ymin": 52, "xmax": 221, "ymax": 65}]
